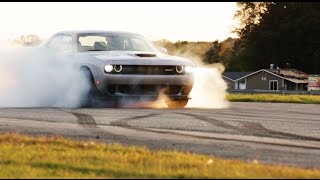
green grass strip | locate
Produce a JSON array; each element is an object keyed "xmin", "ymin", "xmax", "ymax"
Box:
[
  {"xmin": 0, "ymin": 133, "xmax": 319, "ymax": 178},
  {"xmin": 227, "ymin": 94, "xmax": 320, "ymax": 104}
]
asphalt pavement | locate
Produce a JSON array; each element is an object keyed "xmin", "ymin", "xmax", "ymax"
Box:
[{"xmin": 0, "ymin": 102, "xmax": 319, "ymax": 168}]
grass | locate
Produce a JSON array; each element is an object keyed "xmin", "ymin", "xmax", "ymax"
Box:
[
  {"xmin": 226, "ymin": 94, "xmax": 320, "ymax": 104},
  {"xmin": 0, "ymin": 134, "xmax": 319, "ymax": 178}
]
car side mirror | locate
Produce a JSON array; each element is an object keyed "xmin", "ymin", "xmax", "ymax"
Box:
[{"xmin": 158, "ymin": 47, "xmax": 168, "ymax": 54}]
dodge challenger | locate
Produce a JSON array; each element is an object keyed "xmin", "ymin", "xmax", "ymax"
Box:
[{"xmin": 39, "ymin": 30, "xmax": 195, "ymax": 108}]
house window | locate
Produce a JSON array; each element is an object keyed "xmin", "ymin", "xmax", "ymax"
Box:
[
  {"xmin": 269, "ymin": 80, "xmax": 278, "ymax": 90},
  {"xmin": 262, "ymin": 77, "xmax": 267, "ymax": 81}
]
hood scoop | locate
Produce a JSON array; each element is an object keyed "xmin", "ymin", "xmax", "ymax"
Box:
[{"xmin": 134, "ymin": 53, "xmax": 157, "ymax": 57}]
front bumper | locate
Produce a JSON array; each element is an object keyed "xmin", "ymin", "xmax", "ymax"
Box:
[
  {"xmin": 98, "ymin": 74, "xmax": 193, "ymax": 85},
  {"xmin": 94, "ymin": 74, "xmax": 194, "ymax": 100}
]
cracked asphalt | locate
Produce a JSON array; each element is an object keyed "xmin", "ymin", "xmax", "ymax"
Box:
[{"xmin": 0, "ymin": 102, "xmax": 319, "ymax": 168}]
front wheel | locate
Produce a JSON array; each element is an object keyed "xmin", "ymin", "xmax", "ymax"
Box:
[
  {"xmin": 79, "ymin": 68, "xmax": 98, "ymax": 107},
  {"xmin": 165, "ymin": 99, "xmax": 189, "ymax": 109}
]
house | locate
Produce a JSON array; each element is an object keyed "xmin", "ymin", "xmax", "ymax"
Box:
[
  {"xmin": 223, "ymin": 65, "xmax": 309, "ymax": 91},
  {"xmin": 222, "ymin": 72, "xmax": 253, "ymax": 90}
]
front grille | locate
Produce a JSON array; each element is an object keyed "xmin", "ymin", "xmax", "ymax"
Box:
[
  {"xmin": 107, "ymin": 84, "xmax": 192, "ymax": 95},
  {"xmin": 110, "ymin": 65, "xmax": 184, "ymax": 75}
]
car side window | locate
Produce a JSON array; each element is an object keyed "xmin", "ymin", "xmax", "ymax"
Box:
[
  {"xmin": 46, "ymin": 36, "xmax": 60, "ymax": 49},
  {"xmin": 46, "ymin": 35, "xmax": 74, "ymax": 53}
]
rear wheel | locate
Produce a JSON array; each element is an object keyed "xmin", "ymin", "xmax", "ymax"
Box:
[{"xmin": 165, "ymin": 99, "xmax": 189, "ymax": 109}]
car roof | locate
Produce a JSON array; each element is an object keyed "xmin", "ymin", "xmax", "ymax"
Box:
[{"xmin": 56, "ymin": 30, "xmax": 140, "ymax": 36}]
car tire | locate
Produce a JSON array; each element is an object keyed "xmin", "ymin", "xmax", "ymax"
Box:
[
  {"xmin": 165, "ymin": 99, "xmax": 189, "ymax": 109},
  {"xmin": 79, "ymin": 67, "xmax": 98, "ymax": 107}
]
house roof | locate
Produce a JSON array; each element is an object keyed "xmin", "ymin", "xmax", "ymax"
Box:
[
  {"xmin": 268, "ymin": 69, "xmax": 308, "ymax": 79},
  {"xmin": 235, "ymin": 68, "xmax": 309, "ymax": 84},
  {"xmin": 222, "ymin": 72, "xmax": 253, "ymax": 81},
  {"xmin": 284, "ymin": 78, "xmax": 308, "ymax": 84}
]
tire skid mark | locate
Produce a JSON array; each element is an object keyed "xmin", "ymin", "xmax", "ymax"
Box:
[
  {"xmin": 127, "ymin": 127, "xmax": 320, "ymax": 150},
  {"xmin": 99, "ymin": 122, "xmax": 320, "ymax": 150},
  {"xmin": 0, "ymin": 108, "xmax": 66, "ymax": 123},
  {"xmin": 64, "ymin": 111, "xmax": 130, "ymax": 140},
  {"xmin": 0, "ymin": 116, "xmax": 58, "ymax": 123},
  {"xmin": 179, "ymin": 113, "xmax": 320, "ymax": 142},
  {"xmin": 65, "ymin": 111, "xmax": 163, "ymax": 141},
  {"xmin": 241, "ymin": 121, "xmax": 320, "ymax": 141},
  {"xmin": 110, "ymin": 113, "xmax": 160, "ymax": 127},
  {"xmin": 68, "ymin": 112, "xmax": 98, "ymax": 128},
  {"xmin": 178, "ymin": 113, "xmax": 249, "ymax": 134},
  {"xmin": 107, "ymin": 113, "xmax": 320, "ymax": 149},
  {"xmin": 1, "ymin": 110, "xmax": 319, "ymax": 150}
]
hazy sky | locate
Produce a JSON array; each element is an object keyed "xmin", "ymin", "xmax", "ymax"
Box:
[{"xmin": 0, "ymin": 2, "xmax": 239, "ymax": 42}]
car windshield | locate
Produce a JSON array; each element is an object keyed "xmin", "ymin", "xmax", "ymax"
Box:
[{"xmin": 77, "ymin": 33, "xmax": 157, "ymax": 52}]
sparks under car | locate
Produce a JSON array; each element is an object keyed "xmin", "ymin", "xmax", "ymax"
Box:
[{"xmin": 39, "ymin": 30, "xmax": 195, "ymax": 108}]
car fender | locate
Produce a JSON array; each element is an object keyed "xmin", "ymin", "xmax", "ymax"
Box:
[{"xmin": 79, "ymin": 63, "xmax": 106, "ymax": 91}]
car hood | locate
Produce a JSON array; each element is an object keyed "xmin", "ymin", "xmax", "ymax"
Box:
[{"xmin": 78, "ymin": 51, "xmax": 195, "ymax": 66}]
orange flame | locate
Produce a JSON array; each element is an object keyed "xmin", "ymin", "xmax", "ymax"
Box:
[{"xmin": 118, "ymin": 88, "xmax": 169, "ymax": 109}]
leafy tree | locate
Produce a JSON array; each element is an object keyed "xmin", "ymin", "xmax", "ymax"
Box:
[
  {"xmin": 154, "ymin": 38, "xmax": 236, "ymax": 67},
  {"xmin": 20, "ymin": 34, "xmax": 41, "ymax": 46},
  {"xmin": 203, "ymin": 41, "xmax": 221, "ymax": 64},
  {"xmin": 230, "ymin": 2, "xmax": 320, "ymax": 74},
  {"xmin": 11, "ymin": 34, "xmax": 42, "ymax": 47}
]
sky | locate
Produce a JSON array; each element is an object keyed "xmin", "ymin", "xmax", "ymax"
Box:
[{"xmin": 0, "ymin": 2, "xmax": 239, "ymax": 42}]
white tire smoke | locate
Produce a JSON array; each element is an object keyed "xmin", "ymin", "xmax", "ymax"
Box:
[
  {"xmin": 0, "ymin": 44, "xmax": 229, "ymax": 109},
  {"xmin": 186, "ymin": 66, "xmax": 229, "ymax": 109},
  {"xmin": 0, "ymin": 46, "xmax": 90, "ymax": 108}
]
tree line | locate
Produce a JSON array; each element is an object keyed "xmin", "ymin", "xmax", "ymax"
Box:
[
  {"xmin": 231, "ymin": 2, "xmax": 320, "ymax": 74},
  {"xmin": 10, "ymin": 34, "xmax": 41, "ymax": 47},
  {"xmin": 156, "ymin": 2, "xmax": 320, "ymax": 74}
]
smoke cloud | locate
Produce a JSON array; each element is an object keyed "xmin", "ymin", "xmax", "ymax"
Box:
[
  {"xmin": 186, "ymin": 63, "xmax": 229, "ymax": 109},
  {"xmin": 0, "ymin": 40, "xmax": 229, "ymax": 109},
  {"xmin": 0, "ymin": 44, "xmax": 89, "ymax": 108},
  {"xmin": 158, "ymin": 49, "xmax": 229, "ymax": 109}
]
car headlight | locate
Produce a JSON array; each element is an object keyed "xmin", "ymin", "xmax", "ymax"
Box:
[
  {"xmin": 114, "ymin": 65, "xmax": 122, "ymax": 73},
  {"xmin": 185, "ymin": 66, "xmax": 194, "ymax": 73},
  {"xmin": 176, "ymin": 66, "xmax": 184, "ymax": 74},
  {"xmin": 104, "ymin": 64, "xmax": 113, "ymax": 73}
]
